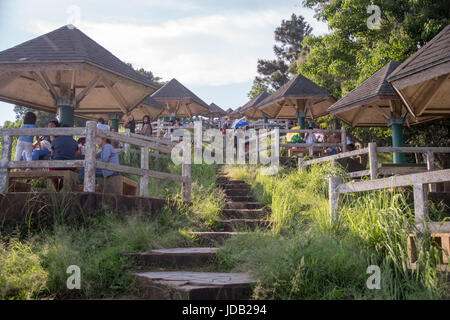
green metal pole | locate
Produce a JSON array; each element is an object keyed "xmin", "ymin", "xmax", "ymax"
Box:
[
  {"xmin": 109, "ymin": 114, "xmax": 119, "ymax": 132},
  {"xmin": 388, "ymin": 118, "xmax": 405, "ymax": 164},
  {"xmin": 297, "ymin": 112, "xmax": 306, "ymax": 139},
  {"xmin": 263, "ymin": 114, "xmax": 268, "ymax": 129},
  {"xmin": 56, "ymin": 98, "xmax": 74, "ymax": 126}
]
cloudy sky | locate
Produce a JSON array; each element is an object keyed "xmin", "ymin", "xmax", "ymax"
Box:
[{"xmin": 0, "ymin": 0, "xmax": 328, "ymax": 125}]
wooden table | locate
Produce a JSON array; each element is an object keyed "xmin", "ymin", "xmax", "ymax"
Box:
[{"xmin": 9, "ymin": 170, "xmax": 79, "ymax": 192}]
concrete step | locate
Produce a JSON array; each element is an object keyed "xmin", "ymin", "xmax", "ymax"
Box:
[
  {"xmin": 125, "ymin": 248, "xmax": 218, "ymax": 268},
  {"xmin": 226, "ymin": 195, "xmax": 255, "ymax": 202},
  {"xmin": 225, "ymin": 201, "xmax": 262, "ymax": 209},
  {"xmin": 224, "ymin": 188, "xmax": 253, "ymax": 197},
  {"xmin": 217, "ymin": 179, "xmax": 246, "ymax": 185},
  {"xmin": 219, "ymin": 219, "xmax": 271, "ymax": 232},
  {"xmin": 222, "ymin": 184, "xmax": 251, "ymax": 190},
  {"xmin": 221, "ymin": 208, "xmax": 266, "ymax": 219},
  {"xmin": 188, "ymin": 231, "xmax": 243, "ymax": 245},
  {"xmin": 135, "ymin": 271, "xmax": 255, "ymax": 300}
]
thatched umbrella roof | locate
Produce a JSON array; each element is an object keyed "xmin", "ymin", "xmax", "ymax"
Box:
[
  {"xmin": 239, "ymin": 91, "xmax": 270, "ymax": 119},
  {"xmin": 0, "ymin": 25, "xmax": 157, "ymax": 121},
  {"xmin": 257, "ymin": 74, "xmax": 334, "ymax": 119},
  {"xmin": 229, "ymin": 107, "xmax": 243, "ymax": 119},
  {"xmin": 388, "ymin": 24, "xmax": 450, "ymax": 120},
  {"xmin": 151, "ymin": 78, "xmax": 209, "ymax": 118},
  {"xmin": 206, "ymin": 103, "xmax": 227, "ymax": 117}
]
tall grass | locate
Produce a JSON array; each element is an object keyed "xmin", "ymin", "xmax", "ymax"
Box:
[
  {"xmin": 0, "ymin": 152, "xmax": 223, "ymax": 299},
  {"xmin": 220, "ymin": 163, "xmax": 449, "ymax": 299}
]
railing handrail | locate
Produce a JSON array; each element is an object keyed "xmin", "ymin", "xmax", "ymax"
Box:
[{"xmin": 0, "ymin": 121, "xmax": 191, "ymax": 202}]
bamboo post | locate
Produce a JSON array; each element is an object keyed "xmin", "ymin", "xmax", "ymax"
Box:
[
  {"xmin": 181, "ymin": 162, "xmax": 191, "ymax": 202},
  {"xmin": 368, "ymin": 142, "xmax": 378, "ymax": 180},
  {"xmin": 140, "ymin": 146, "xmax": 149, "ymax": 197},
  {"xmin": 413, "ymin": 183, "xmax": 429, "ymax": 234},
  {"xmin": 83, "ymin": 121, "xmax": 97, "ymax": 192},
  {"xmin": 0, "ymin": 135, "xmax": 12, "ymax": 194},
  {"xmin": 426, "ymin": 151, "xmax": 436, "ymax": 192},
  {"xmin": 341, "ymin": 126, "xmax": 347, "ymax": 152},
  {"xmin": 329, "ymin": 176, "xmax": 343, "ymax": 225}
]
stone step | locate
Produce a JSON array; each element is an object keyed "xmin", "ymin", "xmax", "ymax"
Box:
[
  {"xmin": 221, "ymin": 208, "xmax": 266, "ymax": 219},
  {"xmin": 125, "ymin": 248, "xmax": 218, "ymax": 268},
  {"xmin": 217, "ymin": 179, "xmax": 246, "ymax": 185},
  {"xmin": 225, "ymin": 201, "xmax": 262, "ymax": 209},
  {"xmin": 222, "ymin": 184, "xmax": 251, "ymax": 190},
  {"xmin": 226, "ymin": 195, "xmax": 255, "ymax": 202},
  {"xmin": 135, "ymin": 271, "xmax": 255, "ymax": 300},
  {"xmin": 224, "ymin": 189, "xmax": 253, "ymax": 197},
  {"xmin": 188, "ymin": 231, "xmax": 243, "ymax": 245},
  {"xmin": 219, "ymin": 219, "xmax": 271, "ymax": 232}
]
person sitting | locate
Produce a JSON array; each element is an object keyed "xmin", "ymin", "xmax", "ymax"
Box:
[
  {"xmin": 140, "ymin": 115, "xmax": 153, "ymax": 137},
  {"xmin": 96, "ymin": 117, "xmax": 110, "ymax": 131},
  {"xmin": 49, "ymin": 124, "xmax": 78, "ymax": 191},
  {"xmin": 14, "ymin": 111, "xmax": 37, "ymax": 163},
  {"xmin": 78, "ymin": 137, "xmax": 119, "ymax": 183},
  {"xmin": 32, "ymin": 120, "xmax": 58, "ymax": 161},
  {"xmin": 325, "ymin": 133, "xmax": 341, "ymax": 155}
]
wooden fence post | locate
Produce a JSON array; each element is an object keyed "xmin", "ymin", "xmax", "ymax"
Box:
[
  {"xmin": 341, "ymin": 126, "xmax": 347, "ymax": 152},
  {"xmin": 83, "ymin": 121, "xmax": 97, "ymax": 192},
  {"xmin": 140, "ymin": 146, "xmax": 149, "ymax": 197},
  {"xmin": 413, "ymin": 183, "xmax": 429, "ymax": 233},
  {"xmin": 368, "ymin": 142, "xmax": 378, "ymax": 180},
  {"xmin": 298, "ymin": 157, "xmax": 304, "ymax": 173},
  {"xmin": 156, "ymin": 119, "xmax": 161, "ymax": 137},
  {"xmin": 426, "ymin": 151, "xmax": 436, "ymax": 192},
  {"xmin": 329, "ymin": 176, "xmax": 343, "ymax": 225},
  {"xmin": 181, "ymin": 162, "xmax": 191, "ymax": 202},
  {"xmin": 0, "ymin": 135, "xmax": 12, "ymax": 194}
]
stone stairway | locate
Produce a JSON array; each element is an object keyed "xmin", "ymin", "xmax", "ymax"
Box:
[{"xmin": 130, "ymin": 167, "xmax": 269, "ymax": 300}]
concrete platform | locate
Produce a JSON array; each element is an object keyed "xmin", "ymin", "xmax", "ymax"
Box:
[{"xmin": 135, "ymin": 271, "xmax": 255, "ymax": 300}]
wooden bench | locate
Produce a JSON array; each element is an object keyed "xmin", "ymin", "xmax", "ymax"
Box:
[
  {"xmin": 98, "ymin": 175, "xmax": 138, "ymax": 196},
  {"xmin": 9, "ymin": 170, "xmax": 78, "ymax": 192}
]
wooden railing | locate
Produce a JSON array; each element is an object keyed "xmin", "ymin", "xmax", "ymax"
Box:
[
  {"xmin": 0, "ymin": 121, "xmax": 191, "ymax": 202},
  {"xmin": 329, "ymin": 169, "xmax": 450, "ymax": 233},
  {"xmin": 300, "ymin": 142, "xmax": 450, "ymax": 183}
]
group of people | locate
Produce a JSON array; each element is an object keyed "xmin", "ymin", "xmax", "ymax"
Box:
[{"xmin": 13, "ymin": 111, "xmax": 155, "ymax": 191}]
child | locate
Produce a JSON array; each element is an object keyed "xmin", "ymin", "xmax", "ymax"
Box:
[
  {"xmin": 78, "ymin": 137, "xmax": 119, "ymax": 182},
  {"xmin": 15, "ymin": 111, "xmax": 37, "ymax": 162},
  {"xmin": 32, "ymin": 120, "xmax": 58, "ymax": 161}
]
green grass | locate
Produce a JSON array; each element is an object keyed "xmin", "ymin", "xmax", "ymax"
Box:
[
  {"xmin": 0, "ymin": 152, "xmax": 224, "ymax": 300},
  {"xmin": 218, "ymin": 163, "xmax": 449, "ymax": 299}
]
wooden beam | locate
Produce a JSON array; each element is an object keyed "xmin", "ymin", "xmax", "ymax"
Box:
[
  {"xmin": 75, "ymin": 74, "xmax": 100, "ymax": 106},
  {"xmin": 102, "ymin": 78, "xmax": 128, "ymax": 113},
  {"xmin": 351, "ymin": 106, "xmax": 365, "ymax": 126},
  {"xmin": 415, "ymin": 74, "xmax": 448, "ymax": 116},
  {"xmin": 30, "ymin": 71, "xmax": 57, "ymax": 100},
  {"xmin": 370, "ymin": 105, "xmax": 390, "ymax": 119},
  {"xmin": 40, "ymin": 71, "xmax": 61, "ymax": 99}
]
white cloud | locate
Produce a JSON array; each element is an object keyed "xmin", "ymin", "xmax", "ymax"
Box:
[{"xmin": 28, "ymin": 7, "xmax": 328, "ymax": 87}]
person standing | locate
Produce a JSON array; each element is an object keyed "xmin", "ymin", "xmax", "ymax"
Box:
[
  {"xmin": 124, "ymin": 112, "xmax": 136, "ymax": 133},
  {"xmin": 140, "ymin": 115, "xmax": 153, "ymax": 137},
  {"xmin": 14, "ymin": 111, "xmax": 37, "ymax": 162}
]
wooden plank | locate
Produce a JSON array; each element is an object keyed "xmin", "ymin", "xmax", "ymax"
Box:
[
  {"xmin": 377, "ymin": 147, "xmax": 450, "ymax": 153},
  {"xmin": 301, "ymin": 148, "xmax": 369, "ymax": 165},
  {"xmin": 368, "ymin": 142, "xmax": 378, "ymax": 180},
  {"xmin": 0, "ymin": 135, "xmax": 12, "ymax": 193},
  {"xmin": 0, "ymin": 127, "xmax": 86, "ymax": 136},
  {"xmin": 84, "ymin": 121, "xmax": 97, "ymax": 192},
  {"xmin": 8, "ymin": 160, "xmax": 85, "ymax": 169},
  {"xmin": 97, "ymin": 130, "xmax": 172, "ymax": 153},
  {"xmin": 348, "ymin": 170, "xmax": 370, "ymax": 178},
  {"xmin": 181, "ymin": 163, "xmax": 191, "ymax": 202},
  {"xmin": 337, "ymin": 169, "xmax": 450, "ymax": 194},
  {"xmin": 140, "ymin": 146, "xmax": 149, "ymax": 197},
  {"xmin": 96, "ymin": 161, "xmax": 186, "ymax": 183},
  {"xmin": 413, "ymin": 184, "xmax": 429, "ymax": 233}
]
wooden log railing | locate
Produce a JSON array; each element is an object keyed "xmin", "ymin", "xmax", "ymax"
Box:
[
  {"xmin": 328, "ymin": 169, "xmax": 450, "ymax": 233},
  {"xmin": 300, "ymin": 142, "xmax": 450, "ymax": 185},
  {"xmin": 0, "ymin": 121, "xmax": 191, "ymax": 202}
]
